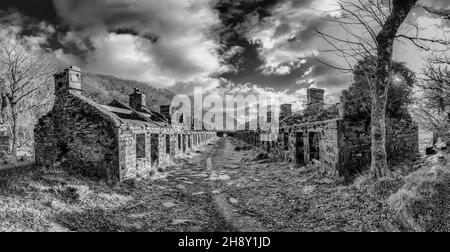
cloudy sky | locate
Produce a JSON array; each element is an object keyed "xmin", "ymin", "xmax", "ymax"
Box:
[{"xmin": 0, "ymin": 0, "xmax": 448, "ymax": 111}]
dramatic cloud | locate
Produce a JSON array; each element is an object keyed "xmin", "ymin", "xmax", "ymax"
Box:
[
  {"xmin": 215, "ymin": 0, "xmax": 352, "ymax": 101},
  {"xmin": 247, "ymin": 0, "xmax": 338, "ymax": 71},
  {"xmin": 0, "ymin": 11, "xmax": 56, "ymax": 51},
  {"xmin": 1, "ymin": 0, "xmax": 448, "ymax": 102},
  {"xmin": 50, "ymin": 0, "xmax": 226, "ymax": 90}
]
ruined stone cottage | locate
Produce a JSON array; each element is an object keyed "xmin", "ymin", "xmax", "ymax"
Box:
[
  {"xmin": 233, "ymin": 88, "xmax": 419, "ymax": 181},
  {"xmin": 34, "ymin": 66, "xmax": 215, "ymax": 183}
]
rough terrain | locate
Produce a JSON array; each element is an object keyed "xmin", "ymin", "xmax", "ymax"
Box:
[{"xmin": 0, "ymin": 136, "xmax": 445, "ymax": 232}]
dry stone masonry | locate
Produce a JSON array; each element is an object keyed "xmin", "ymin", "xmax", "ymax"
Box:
[
  {"xmin": 233, "ymin": 88, "xmax": 419, "ymax": 181},
  {"xmin": 0, "ymin": 126, "xmax": 9, "ymax": 159},
  {"xmin": 34, "ymin": 66, "xmax": 215, "ymax": 183}
]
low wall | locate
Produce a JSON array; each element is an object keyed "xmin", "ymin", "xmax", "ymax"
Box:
[
  {"xmin": 233, "ymin": 119, "xmax": 341, "ymax": 179},
  {"xmin": 233, "ymin": 117, "xmax": 419, "ymax": 181},
  {"xmin": 337, "ymin": 118, "xmax": 419, "ymax": 179}
]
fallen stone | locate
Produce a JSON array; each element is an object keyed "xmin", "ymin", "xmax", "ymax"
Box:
[
  {"xmin": 208, "ymin": 174, "xmax": 231, "ymax": 181},
  {"xmin": 193, "ymin": 192, "xmax": 205, "ymax": 196},
  {"xmin": 314, "ymin": 178, "xmax": 335, "ymax": 185},
  {"xmin": 225, "ymin": 165, "xmax": 240, "ymax": 170},
  {"xmin": 312, "ymin": 159, "xmax": 322, "ymax": 166},
  {"xmin": 176, "ymin": 184, "xmax": 187, "ymax": 190},
  {"xmin": 212, "ymin": 190, "xmax": 221, "ymax": 194},
  {"xmin": 192, "ymin": 173, "xmax": 209, "ymax": 178},
  {"xmin": 435, "ymin": 139, "xmax": 447, "ymax": 150},
  {"xmin": 172, "ymin": 219, "xmax": 191, "ymax": 225},
  {"xmin": 229, "ymin": 197, "xmax": 239, "ymax": 204},
  {"xmin": 163, "ymin": 202, "xmax": 177, "ymax": 208},
  {"xmin": 303, "ymin": 185, "xmax": 316, "ymax": 194}
]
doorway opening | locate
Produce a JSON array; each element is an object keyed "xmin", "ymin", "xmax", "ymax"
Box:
[
  {"xmin": 151, "ymin": 134, "xmax": 159, "ymax": 166},
  {"xmin": 296, "ymin": 132, "xmax": 305, "ymax": 165},
  {"xmin": 309, "ymin": 132, "xmax": 320, "ymax": 161}
]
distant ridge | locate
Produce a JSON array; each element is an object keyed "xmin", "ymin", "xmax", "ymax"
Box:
[{"xmin": 81, "ymin": 72, "xmax": 175, "ymax": 111}]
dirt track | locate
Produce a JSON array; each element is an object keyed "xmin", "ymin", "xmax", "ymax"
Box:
[{"xmin": 0, "ymin": 136, "xmax": 397, "ymax": 232}]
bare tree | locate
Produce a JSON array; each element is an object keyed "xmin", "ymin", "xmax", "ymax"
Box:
[
  {"xmin": 314, "ymin": 0, "xmax": 449, "ymax": 179},
  {"xmin": 0, "ymin": 38, "xmax": 55, "ymax": 161},
  {"xmin": 415, "ymin": 55, "xmax": 450, "ymax": 134},
  {"xmin": 413, "ymin": 8, "xmax": 450, "ymax": 140}
]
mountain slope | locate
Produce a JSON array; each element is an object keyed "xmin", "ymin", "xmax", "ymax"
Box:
[{"xmin": 81, "ymin": 73, "xmax": 175, "ymax": 110}]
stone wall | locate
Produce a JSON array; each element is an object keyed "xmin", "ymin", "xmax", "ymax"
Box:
[
  {"xmin": 337, "ymin": 118, "xmax": 419, "ymax": 179},
  {"xmin": 233, "ymin": 117, "xmax": 419, "ymax": 181},
  {"xmin": 0, "ymin": 136, "xmax": 9, "ymax": 159},
  {"xmin": 0, "ymin": 126, "xmax": 9, "ymax": 158},
  {"xmin": 233, "ymin": 119, "xmax": 340, "ymax": 178},
  {"xmin": 35, "ymin": 92, "xmax": 120, "ymax": 183},
  {"xmin": 386, "ymin": 118, "xmax": 420, "ymax": 163},
  {"xmin": 35, "ymin": 67, "xmax": 216, "ymax": 183},
  {"xmin": 336, "ymin": 120, "xmax": 371, "ymax": 179},
  {"xmin": 118, "ymin": 125, "xmax": 160, "ymax": 180}
]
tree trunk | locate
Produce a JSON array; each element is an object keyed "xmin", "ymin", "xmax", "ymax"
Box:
[
  {"xmin": 0, "ymin": 92, "xmax": 6, "ymax": 125},
  {"xmin": 371, "ymin": 0, "xmax": 418, "ymax": 179},
  {"xmin": 10, "ymin": 102, "xmax": 18, "ymax": 163},
  {"xmin": 371, "ymin": 89, "xmax": 389, "ymax": 178}
]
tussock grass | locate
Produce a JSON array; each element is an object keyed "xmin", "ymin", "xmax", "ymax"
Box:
[{"xmin": 388, "ymin": 154, "xmax": 450, "ymax": 232}]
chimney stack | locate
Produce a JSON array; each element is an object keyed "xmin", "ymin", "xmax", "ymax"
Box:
[
  {"xmin": 306, "ymin": 88, "xmax": 325, "ymax": 114},
  {"xmin": 129, "ymin": 88, "xmax": 146, "ymax": 112},
  {"xmin": 54, "ymin": 66, "xmax": 82, "ymax": 97},
  {"xmin": 280, "ymin": 104, "xmax": 292, "ymax": 121}
]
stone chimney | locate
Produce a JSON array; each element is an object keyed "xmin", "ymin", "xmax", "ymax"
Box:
[
  {"xmin": 280, "ymin": 104, "xmax": 292, "ymax": 121},
  {"xmin": 306, "ymin": 88, "xmax": 325, "ymax": 114},
  {"xmin": 129, "ymin": 88, "xmax": 146, "ymax": 111},
  {"xmin": 160, "ymin": 105, "xmax": 171, "ymax": 124},
  {"xmin": 54, "ymin": 66, "xmax": 82, "ymax": 97}
]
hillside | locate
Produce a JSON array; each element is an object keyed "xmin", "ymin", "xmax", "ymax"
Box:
[{"xmin": 81, "ymin": 73, "xmax": 175, "ymax": 110}]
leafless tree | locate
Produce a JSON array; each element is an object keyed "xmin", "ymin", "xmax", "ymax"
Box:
[
  {"xmin": 0, "ymin": 38, "xmax": 55, "ymax": 161},
  {"xmin": 413, "ymin": 8, "xmax": 450, "ymax": 141},
  {"xmin": 315, "ymin": 0, "xmax": 448, "ymax": 179}
]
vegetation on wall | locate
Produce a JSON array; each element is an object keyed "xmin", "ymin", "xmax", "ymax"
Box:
[{"xmin": 342, "ymin": 56, "xmax": 416, "ymax": 123}]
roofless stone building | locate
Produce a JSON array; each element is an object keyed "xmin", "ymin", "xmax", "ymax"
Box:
[
  {"xmin": 34, "ymin": 66, "xmax": 214, "ymax": 183},
  {"xmin": 233, "ymin": 88, "xmax": 419, "ymax": 181}
]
